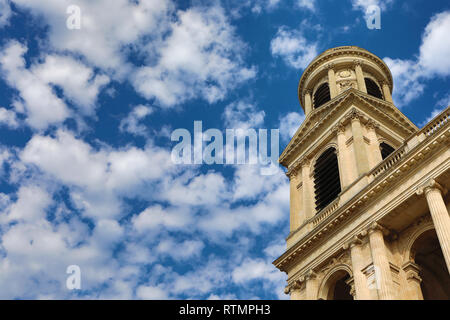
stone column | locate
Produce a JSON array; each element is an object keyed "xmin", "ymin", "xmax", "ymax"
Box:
[
  {"xmin": 344, "ymin": 236, "xmax": 371, "ymax": 300},
  {"xmin": 335, "ymin": 123, "xmax": 354, "ymax": 188},
  {"xmin": 368, "ymin": 222, "xmax": 396, "ymax": 299},
  {"xmin": 327, "ymin": 63, "xmax": 338, "ymax": 99},
  {"xmin": 380, "ymin": 81, "xmax": 393, "ymax": 103},
  {"xmin": 305, "ymin": 271, "xmax": 318, "ymax": 300},
  {"xmin": 418, "ymin": 180, "xmax": 450, "ymax": 273},
  {"xmin": 304, "ymin": 90, "xmax": 312, "ymax": 115},
  {"xmin": 366, "ymin": 120, "xmax": 383, "ymax": 168},
  {"xmin": 289, "ymin": 170, "xmax": 302, "ymax": 232},
  {"xmin": 350, "ymin": 111, "xmax": 370, "ymax": 176},
  {"xmin": 301, "ymin": 159, "xmax": 314, "ymax": 219},
  {"xmin": 402, "ymin": 262, "xmax": 423, "ymax": 300},
  {"xmin": 354, "ymin": 60, "xmax": 367, "ymax": 93}
]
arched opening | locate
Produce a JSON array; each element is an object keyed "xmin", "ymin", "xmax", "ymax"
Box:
[
  {"xmin": 365, "ymin": 78, "xmax": 383, "ymax": 99},
  {"xmin": 313, "ymin": 147, "xmax": 341, "ymax": 212},
  {"xmin": 411, "ymin": 229, "xmax": 450, "ymax": 300},
  {"xmin": 314, "ymin": 83, "xmax": 331, "ymax": 109},
  {"xmin": 320, "ymin": 269, "xmax": 353, "ymax": 300},
  {"xmin": 380, "ymin": 142, "xmax": 395, "ymax": 160}
]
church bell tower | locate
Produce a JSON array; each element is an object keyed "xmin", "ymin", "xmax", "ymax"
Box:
[{"xmin": 274, "ymin": 46, "xmax": 450, "ymax": 300}]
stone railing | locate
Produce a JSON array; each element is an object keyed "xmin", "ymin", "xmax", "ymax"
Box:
[
  {"xmin": 312, "ymin": 197, "xmax": 340, "ymax": 227},
  {"xmin": 371, "ymin": 106, "xmax": 449, "ymax": 179},
  {"xmin": 422, "ymin": 108, "xmax": 449, "ymax": 137},
  {"xmin": 371, "ymin": 145, "xmax": 407, "ymax": 179}
]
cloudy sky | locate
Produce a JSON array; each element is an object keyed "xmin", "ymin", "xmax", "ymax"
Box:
[{"xmin": 0, "ymin": 0, "xmax": 449, "ymax": 299}]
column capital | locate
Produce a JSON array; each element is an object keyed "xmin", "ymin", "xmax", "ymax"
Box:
[
  {"xmin": 304, "ymin": 270, "xmax": 317, "ymax": 281},
  {"xmin": 286, "ymin": 167, "xmax": 299, "ymax": 180},
  {"xmin": 366, "ymin": 119, "xmax": 379, "ymax": 131},
  {"xmin": 303, "ymin": 88, "xmax": 313, "ymax": 97},
  {"xmin": 332, "ymin": 122, "xmax": 346, "ymax": 135},
  {"xmin": 301, "ymin": 157, "xmax": 312, "ymax": 168},
  {"xmin": 353, "ymin": 59, "xmax": 363, "ymax": 67},
  {"xmin": 325, "ymin": 62, "xmax": 335, "ymax": 71},
  {"xmin": 367, "ymin": 222, "xmax": 389, "ymax": 236},
  {"xmin": 417, "ymin": 179, "xmax": 447, "ymax": 196},
  {"xmin": 343, "ymin": 234, "xmax": 363, "ymax": 250},
  {"xmin": 347, "ymin": 109, "xmax": 363, "ymax": 122},
  {"xmin": 285, "ymin": 278, "xmax": 304, "ymax": 294}
]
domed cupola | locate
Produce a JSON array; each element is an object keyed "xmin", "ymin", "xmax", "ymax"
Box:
[{"xmin": 298, "ymin": 46, "xmax": 394, "ymax": 115}]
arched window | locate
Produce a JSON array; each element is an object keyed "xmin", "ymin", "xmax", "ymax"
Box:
[
  {"xmin": 314, "ymin": 83, "xmax": 331, "ymax": 109},
  {"xmin": 313, "ymin": 147, "xmax": 341, "ymax": 212},
  {"xmin": 365, "ymin": 78, "xmax": 383, "ymax": 99},
  {"xmin": 380, "ymin": 142, "xmax": 395, "ymax": 160}
]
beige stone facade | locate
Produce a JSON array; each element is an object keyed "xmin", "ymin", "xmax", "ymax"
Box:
[{"xmin": 274, "ymin": 46, "xmax": 450, "ymax": 300}]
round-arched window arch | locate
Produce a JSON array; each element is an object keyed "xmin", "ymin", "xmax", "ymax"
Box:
[
  {"xmin": 365, "ymin": 78, "xmax": 383, "ymax": 99},
  {"xmin": 314, "ymin": 82, "xmax": 331, "ymax": 109},
  {"xmin": 313, "ymin": 147, "xmax": 341, "ymax": 212}
]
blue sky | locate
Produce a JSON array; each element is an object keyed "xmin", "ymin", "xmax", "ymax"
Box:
[{"xmin": 0, "ymin": 0, "xmax": 449, "ymax": 299}]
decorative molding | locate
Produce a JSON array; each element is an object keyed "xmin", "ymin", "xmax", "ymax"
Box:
[{"xmin": 416, "ymin": 178, "xmax": 447, "ymax": 196}]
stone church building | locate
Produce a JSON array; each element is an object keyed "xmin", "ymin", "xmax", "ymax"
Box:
[{"xmin": 273, "ymin": 46, "xmax": 450, "ymax": 300}]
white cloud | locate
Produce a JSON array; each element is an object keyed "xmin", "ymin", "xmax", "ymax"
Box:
[
  {"xmin": 351, "ymin": 0, "xmax": 394, "ymax": 12},
  {"xmin": 297, "ymin": 0, "xmax": 316, "ymax": 12},
  {"xmin": 383, "ymin": 58, "xmax": 424, "ymax": 107},
  {"xmin": 270, "ymin": 26, "xmax": 318, "ymax": 69},
  {"xmin": 132, "ymin": 6, "xmax": 256, "ymax": 107},
  {"xmin": 32, "ymin": 54, "xmax": 110, "ymax": 116},
  {"xmin": 232, "ymin": 258, "xmax": 284, "ymax": 284},
  {"xmin": 0, "ymin": 41, "xmax": 109, "ymax": 129},
  {"xmin": 132, "ymin": 205, "xmax": 191, "ymax": 233},
  {"xmin": 279, "ymin": 111, "xmax": 305, "ymax": 142},
  {"xmin": 223, "ymin": 100, "xmax": 265, "ymax": 129},
  {"xmin": 0, "ymin": 107, "xmax": 19, "ymax": 128},
  {"xmin": 0, "ymin": 41, "xmax": 69, "ymax": 129},
  {"xmin": 11, "ymin": 0, "xmax": 171, "ymax": 75},
  {"xmin": 0, "ymin": 0, "xmax": 12, "ymax": 27},
  {"xmin": 383, "ymin": 10, "xmax": 450, "ymax": 107},
  {"xmin": 136, "ymin": 285, "xmax": 169, "ymax": 300},
  {"xmin": 156, "ymin": 239, "xmax": 204, "ymax": 261},
  {"xmin": 419, "ymin": 11, "xmax": 450, "ymax": 77},
  {"xmin": 20, "ymin": 130, "xmax": 174, "ymax": 219},
  {"xmin": 3, "ymin": 185, "xmax": 51, "ymax": 223},
  {"xmin": 119, "ymin": 104, "xmax": 153, "ymax": 137}
]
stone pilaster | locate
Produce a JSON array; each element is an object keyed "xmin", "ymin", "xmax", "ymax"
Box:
[
  {"xmin": 418, "ymin": 179, "xmax": 450, "ymax": 273},
  {"xmin": 402, "ymin": 261, "xmax": 423, "ymax": 300},
  {"xmin": 354, "ymin": 60, "xmax": 367, "ymax": 93},
  {"xmin": 380, "ymin": 80, "xmax": 393, "ymax": 103},
  {"xmin": 334, "ymin": 123, "xmax": 355, "ymax": 188},
  {"xmin": 366, "ymin": 120, "xmax": 383, "ymax": 168},
  {"xmin": 301, "ymin": 159, "xmax": 314, "ymax": 219},
  {"xmin": 289, "ymin": 170, "xmax": 302, "ymax": 232},
  {"xmin": 344, "ymin": 235, "xmax": 371, "ymax": 300},
  {"xmin": 326, "ymin": 63, "xmax": 338, "ymax": 99},
  {"xmin": 350, "ymin": 111, "xmax": 370, "ymax": 176},
  {"xmin": 367, "ymin": 222, "xmax": 396, "ymax": 299},
  {"xmin": 305, "ymin": 270, "xmax": 318, "ymax": 300},
  {"xmin": 286, "ymin": 279, "xmax": 305, "ymax": 300},
  {"xmin": 304, "ymin": 89, "xmax": 312, "ymax": 115}
]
